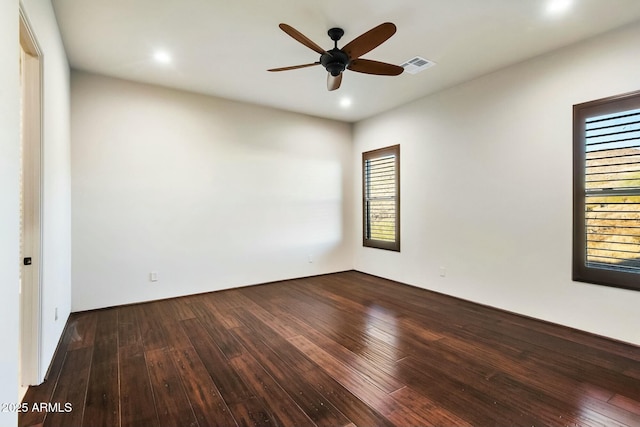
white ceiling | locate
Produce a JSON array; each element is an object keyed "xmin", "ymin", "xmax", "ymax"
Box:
[{"xmin": 52, "ymin": 0, "xmax": 640, "ymax": 122}]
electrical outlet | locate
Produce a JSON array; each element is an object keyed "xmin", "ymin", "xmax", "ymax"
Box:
[
  {"xmin": 55, "ymin": 307, "xmax": 58, "ymax": 321},
  {"xmin": 308, "ymin": 255, "xmax": 313, "ymax": 263},
  {"xmin": 439, "ymin": 267, "xmax": 446, "ymax": 277},
  {"xmin": 150, "ymin": 271, "xmax": 158, "ymax": 282}
]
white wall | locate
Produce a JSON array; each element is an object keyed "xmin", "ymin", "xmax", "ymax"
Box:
[
  {"xmin": 1, "ymin": 0, "xmax": 21, "ymax": 423},
  {"xmin": 21, "ymin": 0, "xmax": 72, "ymax": 383},
  {"xmin": 353, "ymin": 22, "xmax": 640, "ymax": 345},
  {"xmin": 71, "ymin": 72, "xmax": 354, "ymax": 311}
]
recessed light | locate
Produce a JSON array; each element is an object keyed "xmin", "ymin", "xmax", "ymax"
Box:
[
  {"xmin": 153, "ymin": 50, "xmax": 172, "ymax": 64},
  {"xmin": 339, "ymin": 97, "xmax": 352, "ymax": 108},
  {"xmin": 546, "ymin": 0, "xmax": 573, "ymax": 16}
]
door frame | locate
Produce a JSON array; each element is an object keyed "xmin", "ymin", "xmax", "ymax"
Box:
[{"xmin": 19, "ymin": 5, "xmax": 43, "ymax": 387}]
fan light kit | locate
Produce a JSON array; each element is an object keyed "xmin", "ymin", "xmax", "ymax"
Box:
[{"xmin": 268, "ymin": 22, "xmax": 404, "ymax": 91}]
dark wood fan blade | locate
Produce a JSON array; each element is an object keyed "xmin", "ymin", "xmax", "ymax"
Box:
[
  {"xmin": 268, "ymin": 62, "xmax": 320, "ymax": 72},
  {"xmin": 279, "ymin": 23, "xmax": 329, "ymax": 55},
  {"xmin": 348, "ymin": 59, "xmax": 404, "ymax": 76},
  {"xmin": 327, "ymin": 73, "xmax": 343, "ymax": 91},
  {"xmin": 342, "ymin": 22, "xmax": 396, "ymax": 59}
]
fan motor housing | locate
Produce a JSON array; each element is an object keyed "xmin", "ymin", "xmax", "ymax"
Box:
[{"xmin": 321, "ymin": 49, "xmax": 350, "ymax": 76}]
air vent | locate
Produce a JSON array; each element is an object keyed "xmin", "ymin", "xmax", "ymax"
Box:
[{"xmin": 400, "ymin": 56, "xmax": 436, "ymax": 75}]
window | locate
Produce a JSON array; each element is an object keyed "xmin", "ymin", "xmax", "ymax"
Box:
[
  {"xmin": 573, "ymin": 90, "xmax": 640, "ymax": 291},
  {"xmin": 363, "ymin": 145, "xmax": 400, "ymax": 251}
]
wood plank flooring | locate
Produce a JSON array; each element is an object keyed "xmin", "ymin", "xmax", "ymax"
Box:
[{"xmin": 20, "ymin": 271, "xmax": 640, "ymax": 427}]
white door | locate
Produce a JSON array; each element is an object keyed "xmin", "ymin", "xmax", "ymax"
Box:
[{"xmin": 19, "ymin": 8, "xmax": 43, "ymax": 391}]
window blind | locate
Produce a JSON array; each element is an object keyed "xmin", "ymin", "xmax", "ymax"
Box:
[
  {"xmin": 365, "ymin": 155, "xmax": 396, "ymax": 241},
  {"xmin": 584, "ymin": 108, "xmax": 640, "ymax": 273},
  {"xmin": 363, "ymin": 145, "xmax": 400, "ymax": 251}
]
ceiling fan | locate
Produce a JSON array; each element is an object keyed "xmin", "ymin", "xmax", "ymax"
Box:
[{"xmin": 268, "ymin": 22, "xmax": 404, "ymax": 91}]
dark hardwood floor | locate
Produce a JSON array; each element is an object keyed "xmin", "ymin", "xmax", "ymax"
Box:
[{"xmin": 20, "ymin": 271, "xmax": 640, "ymax": 427}]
